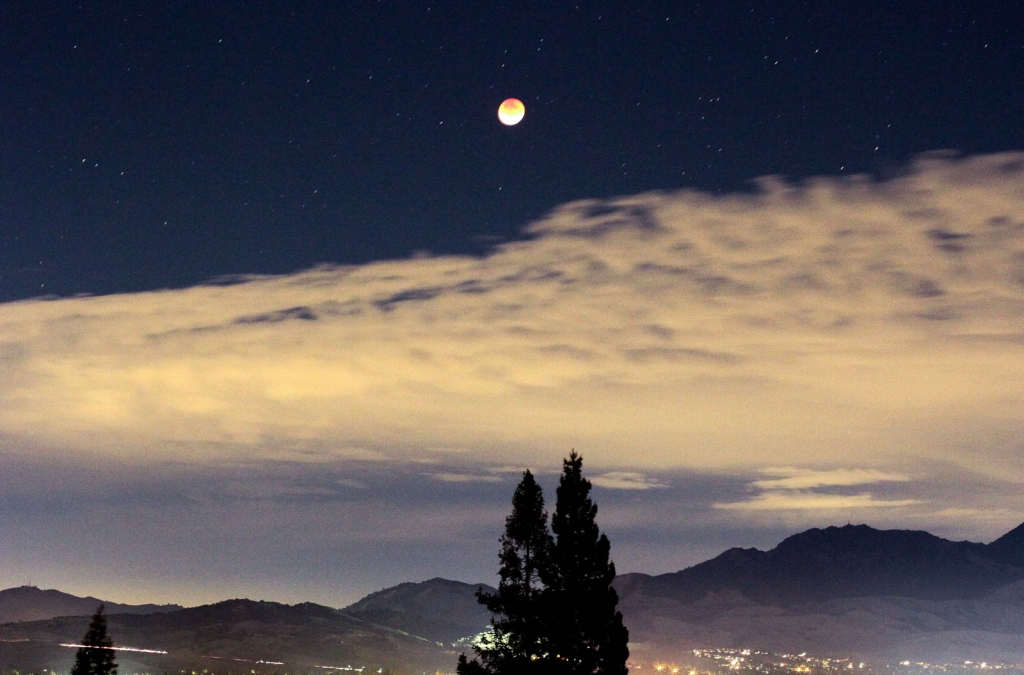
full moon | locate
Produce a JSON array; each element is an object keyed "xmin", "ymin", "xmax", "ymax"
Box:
[{"xmin": 498, "ymin": 98, "xmax": 525, "ymax": 126}]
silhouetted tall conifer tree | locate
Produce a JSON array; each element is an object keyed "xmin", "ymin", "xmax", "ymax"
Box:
[
  {"xmin": 71, "ymin": 605, "xmax": 117, "ymax": 675},
  {"xmin": 458, "ymin": 455, "xmax": 628, "ymax": 675},
  {"xmin": 459, "ymin": 470, "xmax": 553, "ymax": 675},
  {"xmin": 544, "ymin": 451, "xmax": 629, "ymax": 675}
]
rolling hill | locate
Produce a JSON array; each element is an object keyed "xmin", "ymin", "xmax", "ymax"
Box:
[
  {"xmin": 342, "ymin": 577, "xmax": 495, "ymax": 645},
  {"xmin": 0, "ymin": 598, "xmax": 458, "ymax": 675}
]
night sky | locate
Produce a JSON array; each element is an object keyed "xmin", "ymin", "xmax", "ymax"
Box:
[
  {"xmin": 1, "ymin": 1, "xmax": 1023, "ymax": 608},
  {"xmin": 4, "ymin": 1, "xmax": 1021, "ymax": 301}
]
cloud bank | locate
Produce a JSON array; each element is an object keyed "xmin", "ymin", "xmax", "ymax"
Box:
[{"xmin": 1, "ymin": 152, "xmax": 1023, "ymax": 483}]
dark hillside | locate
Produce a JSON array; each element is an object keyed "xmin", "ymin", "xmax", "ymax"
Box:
[
  {"xmin": 343, "ymin": 577, "xmax": 495, "ymax": 644},
  {"xmin": 0, "ymin": 598, "xmax": 456, "ymax": 675}
]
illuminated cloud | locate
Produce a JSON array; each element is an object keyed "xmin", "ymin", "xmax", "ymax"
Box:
[
  {"xmin": 1, "ymin": 152, "xmax": 1022, "ymax": 484},
  {"xmin": 714, "ymin": 491, "xmax": 923, "ymax": 511},
  {"xmin": 428, "ymin": 472, "xmax": 504, "ymax": 484},
  {"xmin": 750, "ymin": 467, "xmax": 911, "ymax": 490},
  {"xmin": 591, "ymin": 472, "xmax": 669, "ymax": 490},
  {"xmin": 925, "ymin": 507, "xmax": 1021, "ymax": 522},
  {"xmin": 715, "ymin": 466, "xmax": 919, "ymax": 512}
]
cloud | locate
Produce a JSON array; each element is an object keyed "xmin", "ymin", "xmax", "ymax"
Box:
[
  {"xmin": 750, "ymin": 467, "xmax": 911, "ymax": 490},
  {"xmin": 591, "ymin": 472, "xmax": 669, "ymax": 490},
  {"xmin": 924, "ymin": 507, "xmax": 1024, "ymax": 522},
  {"xmin": 428, "ymin": 472, "xmax": 504, "ymax": 484},
  {"xmin": 486, "ymin": 465, "xmax": 537, "ymax": 475},
  {"xmin": 715, "ymin": 466, "xmax": 921, "ymax": 512},
  {"xmin": 714, "ymin": 491, "xmax": 922, "ymax": 511},
  {"xmin": 0, "ymin": 152, "xmax": 1022, "ymax": 481}
]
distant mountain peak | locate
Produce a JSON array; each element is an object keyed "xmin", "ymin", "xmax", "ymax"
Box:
[{"xmin": 771, "ymin": 523, "xmax": 982, "ymax": 563}]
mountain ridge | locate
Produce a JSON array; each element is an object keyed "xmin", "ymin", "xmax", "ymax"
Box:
[
  {"xmin": 623, "ymin": 522, "xmax": 1024, "ymax": 606},
  {"xmin": 0, "ymin": 586, "xmax": 181, "ymax": 625},
  {"xmin": 611, "ymin": 520, "xmax": 1024, "ymax": 662},
  {"xmin": 3, "ymin": 519, "xmax": 1023, "ymax": 668}
]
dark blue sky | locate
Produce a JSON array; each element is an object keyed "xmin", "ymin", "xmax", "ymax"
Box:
[{"xmin": 1, "ymin": 0, "xmax": 1021, "ymax": 302}]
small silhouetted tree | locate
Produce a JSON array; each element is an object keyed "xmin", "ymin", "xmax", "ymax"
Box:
[
  {"xmin": 543, "ymin": 451, "xmax": 629, "ymax": 675},
  {"xmin": 71, "ymin": 605, "xmax": 117, "ymax": 675},
  {"xmin": 459, "ymin": 469, "xmax": 553, "ymax": 675}
]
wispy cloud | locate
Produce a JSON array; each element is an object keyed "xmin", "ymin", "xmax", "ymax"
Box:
[
  {"xmin": 715, "ymin": 466, "xmax": 920, "ymax": 512},
  {"xmin": 715, "ymin": 491, "xmax": 922, "ymax": 511},
  {"xmin": 924, "ymin": 507, "xmax": 1023, "ymax": 522},
  {"xmin": 750, "ymin": 467, "xmax": 911, "ymax": 490},
  {"xmin": 428, "ymin": 472, "xmax": 504, "ymax": 484},
  {"xmin": 591, "ymin": 472, "xmax": 669, "ymax": 490}
]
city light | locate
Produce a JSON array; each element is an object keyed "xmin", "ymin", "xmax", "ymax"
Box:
[{"xmin": 60, "ymin": 644, "xmax": 168, "ymax": 655}]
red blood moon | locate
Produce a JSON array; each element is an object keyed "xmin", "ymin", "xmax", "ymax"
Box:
[{"xmin": 498, "ymin": 98, "xmax": 525, "ymax": 126}]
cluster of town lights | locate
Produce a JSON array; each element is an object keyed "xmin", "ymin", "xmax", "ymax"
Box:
[
  {"xmin": 629, "ymin": 649, "xmax": 1024, "ymax": 675},
  {"xmin": 59, "ymin": 643, "xmax": 378, "ymax": 672},
  {"xmin": 652, "ymin": 665, "xmax": 695, "ymax": 675}
]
